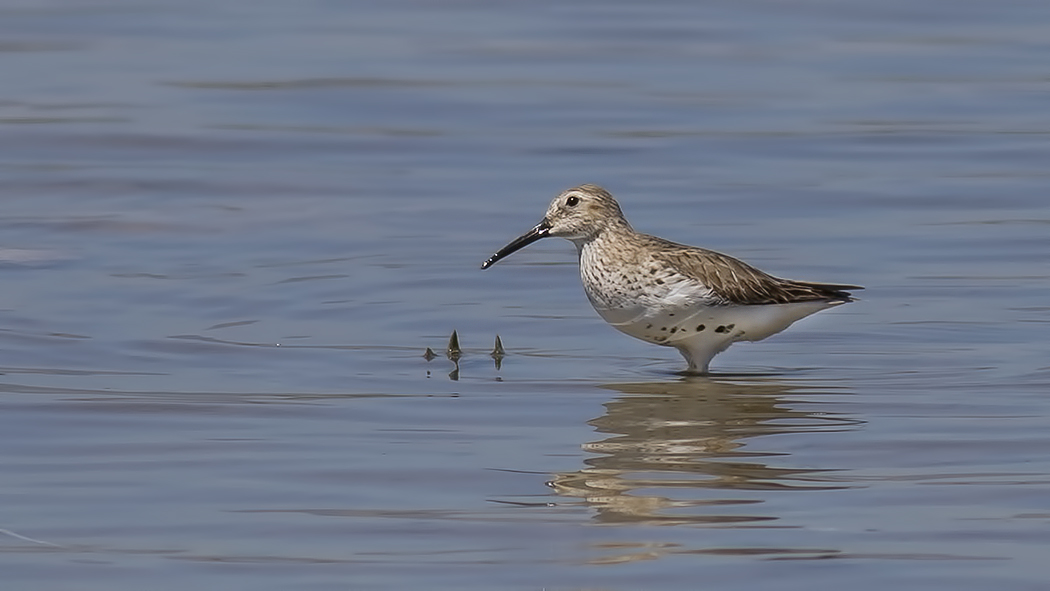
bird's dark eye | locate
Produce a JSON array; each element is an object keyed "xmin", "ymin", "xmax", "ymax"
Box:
[{"xmin": 566, "ymin": 195, "xmax": 580, "ymax": 207}]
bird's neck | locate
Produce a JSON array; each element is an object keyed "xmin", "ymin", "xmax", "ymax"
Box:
[{"xmin": 570, "ymin": 219, "xmax": 634, "ymax": 255}]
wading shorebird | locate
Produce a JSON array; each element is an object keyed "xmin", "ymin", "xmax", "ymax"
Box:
[{"xmin": 481, "ymin": 184, "xmax": 861, "ymax": 373}]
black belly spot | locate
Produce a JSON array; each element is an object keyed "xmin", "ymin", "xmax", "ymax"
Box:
[
  {"xmin": 646, "ymin": 324, "xmax": 652, "ymax": 329},
  {"xmin": 715, "ymin": 325, "xmax": 727, "ymax": 333},
  {"xmin": 655, "ymin": 278, "xmax": 664, "ymax": 285},
  {"xmin": 660, "ymin": 326, "xmax": 667, "ymax": 331},
  {"xmin": 695, "ymin": 324, "xmax": 706, "ymax": 332},
  {"xmin": 715, "ymin": 324, "xmax": 737, "ymax": 334}
]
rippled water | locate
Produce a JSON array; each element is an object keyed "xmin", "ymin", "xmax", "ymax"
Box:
[{"xmin": 3, "ymin": 1, "xmax": 1050, "ymax": 589}]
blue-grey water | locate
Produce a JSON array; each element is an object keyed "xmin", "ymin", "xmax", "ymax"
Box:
[{"xmin": 3, "ymin": 1, "xmax": 1050, "ymax": 589}]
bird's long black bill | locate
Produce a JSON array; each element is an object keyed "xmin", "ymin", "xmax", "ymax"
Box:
[{"xmin": 480, "ymin": 219, "xmax": 551, "ymax": 269}]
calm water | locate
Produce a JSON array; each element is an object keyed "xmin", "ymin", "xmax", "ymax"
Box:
[{"xmin": 3, "ymin": 1, "xmax": 1050, "ymax": 589}]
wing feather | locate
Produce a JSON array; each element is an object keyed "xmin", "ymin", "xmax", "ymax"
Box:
[{"xmin": 641, "ymin": 235, "xmax": 862, "ymax": 305}]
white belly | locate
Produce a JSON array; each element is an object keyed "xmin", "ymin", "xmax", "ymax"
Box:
[
  {"xmin": 593, "ymin": 299, "xmax": 843, "ymax": 372},
  {"xmin": 596, "ymin": 299, "xmax": 834, "ymax": 343}
]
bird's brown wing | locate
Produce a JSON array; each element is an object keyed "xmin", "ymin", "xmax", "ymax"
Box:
[{"xmin": 645, "ymin": 236, "xmax": 862, "ymax": 305}]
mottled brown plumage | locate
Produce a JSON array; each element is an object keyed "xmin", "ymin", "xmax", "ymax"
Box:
[
  {"xmin": 643, "ymin": 235, "xmax": 860, "ymax": 305},
  {"xmin": 482, "ymin": 184, "xmax": 861, "ymax": 372}
]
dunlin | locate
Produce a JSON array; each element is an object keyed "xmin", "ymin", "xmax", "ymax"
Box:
[{"xmin": 481, "ymin": 184, "xmax": 861, "ymax": 373}]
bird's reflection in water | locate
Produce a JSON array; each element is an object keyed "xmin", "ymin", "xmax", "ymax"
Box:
[{"xmin": 549, "ymin": 376, "xmax": 861, "ymax": 526}]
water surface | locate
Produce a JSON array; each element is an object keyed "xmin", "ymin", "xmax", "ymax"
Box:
[{"xmin": 2, "ymin": 1, "xmax": 1050, "ymax": 589}]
